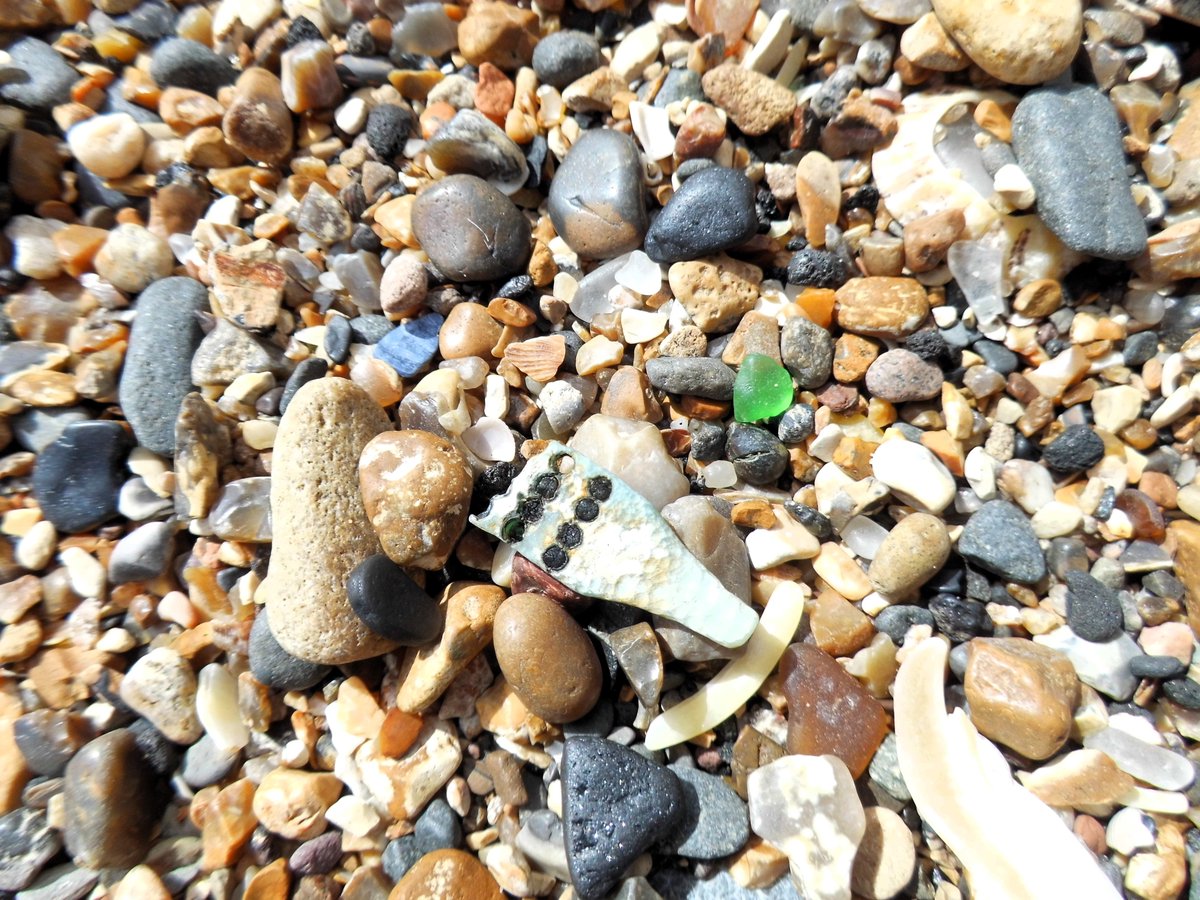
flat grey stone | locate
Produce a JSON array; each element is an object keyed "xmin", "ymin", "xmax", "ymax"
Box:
[
  {"xmin": 0, "ymin": 39, "xmax": 75, "ymax": 112},
  {"xmin": 957, "ymin": 500, "xmax": 1047, "ymax": 585},
  {"xmin": 1012, "ymin": 84, "xmax": 1148, "ymax": 260}
]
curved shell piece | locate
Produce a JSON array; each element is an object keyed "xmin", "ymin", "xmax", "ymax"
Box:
[
  {"xmin": 470, "ymin": 441, "xmax": 759, "ymax": 648},
  {"xmin": 893, "ymin": 638, "xmax": 1122, "ymax": 900}
]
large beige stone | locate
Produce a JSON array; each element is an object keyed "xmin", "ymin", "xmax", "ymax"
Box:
[
  {"xmin": 930, "ymin": 0, "xmax": 1081, "ymax": 85},
  {"xmin": 261, "ymin": 378, "xmax": 392, "ymax": 665}
]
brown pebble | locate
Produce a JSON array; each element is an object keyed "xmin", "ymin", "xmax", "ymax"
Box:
[
  {"xmin": 457, "ymin": 2, "xmax": 539, "ymax": 71},
  {"xmin": 808, "ymin": 590, "xmax": 875, "ymax": 657},
  {"xmin": 492, "ymin": 592, "xmax": 602, "ymax": 723},
  {"xmin": 819, "ymin": 98, "xmax": 898, "ymax": 159},
  {"xmin": 388, "ymin": 849, "xmax": 503, "ymax": 900},
  {"xmin": 781, "ymin": 643, "xmax": 888, "ymax": 779},
  {"xmin": 439, "ymin": 302, "xmax": 503, "ymax": 359},
  {"xmin": 903, "ymin": 208, "xmax": 965, "ymax": 273},
  {"xmin": 832, "ymin": 333, "xmax": 879, "ymax": 383}
]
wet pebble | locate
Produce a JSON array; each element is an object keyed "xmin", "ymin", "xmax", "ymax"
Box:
[
  {"xmin": 412, "ymin": 175, "xmax": 531, "ymax": 281},
  {"xmin": 725, "ymin": 423, "xmax": 789, "ymax": 484}
]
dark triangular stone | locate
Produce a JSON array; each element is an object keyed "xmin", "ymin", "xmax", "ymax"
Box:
[{"xmin": 561, "ymin": 736, "xmax": 684, "ymax": 900}]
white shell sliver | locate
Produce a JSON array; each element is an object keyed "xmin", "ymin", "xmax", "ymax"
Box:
[{"xmin": 470, "ymin": 442, "xmax": 759, "ymax": 648}]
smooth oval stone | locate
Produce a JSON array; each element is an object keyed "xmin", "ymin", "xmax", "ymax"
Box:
[
  {"xmin": 63, "ymin": 730, "xmax": 167, "ymax": 869},
  {"xmin": 248, "ymin": 612, "xmax": 330, "ymax": 691},
  {"xmin": 412, "ymin": 174, "xmax": 531, "ymax": 282},
  {"xmin": 644, "ymin": 166, "xmax": 758, "ymax": 264},
  {"xmin": 346, "ymin": 553, "xmax": 442, "ymax": 644},
  {"xmin": 12, "ymin": 710, "xmax": 92, "ymax": 778},
  {"xmin": 661, "ymin": 763, "xmax": 750, "ymax": 859},
  {"xmin": 532, "ymin": 30, "xmax": 603, "ymax": 88},
  {"xmin": 493, "ymin": 592, "xmax": 602, "ymax": 723},
  {"xmin": 869, "ymin": 512, "xmax": 952, "ymax": 597},
  {"xmin": 261, "ymin": 378, "xmax": 394, "ymax": 665},
  {"xmin": 548, "ymin": 129, "xmax": 648, "ymax": 260},
  {"xmin": 1011, "ymin": 85, "xmax": 1147, "ymax": 261},
  {"xmin": 119, "ymin": 276, "xmax": 208, "ymax": 455},
  {"xmin": 644, "ymin": 356, "xmax": 736, "ymax": 400},
  {"xmin": 33, "ymin": 421, "xmax": 131, "ymax": 534},
  {"xmin": 358, "ymin": 430, "xmax": 474, "ymax": 570},
  {"xmin": 957, "ymin": 500, "xmax": 1047, "ymax": 585},
  {"xmin": 427, "ymin": 109, "xmax": 528, "ymax": 193}
]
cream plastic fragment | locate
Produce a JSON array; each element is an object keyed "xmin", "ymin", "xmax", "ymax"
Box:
[
  {"xmin": 894, "ymin": 638, "xmax": 1122, "ymax": 900},
  {"xmin": 644, "ymin": 581, "xmax": 808, "ymax": 751}
]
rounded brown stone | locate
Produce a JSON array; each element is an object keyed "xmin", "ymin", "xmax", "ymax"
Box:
[
  {"xmin": 223, "ymin": 68, "xmax": 294, "ymax": 165},
  {"xmin": 388, "ymin": 849, "xmax": 503, "ymax": 900},
  {"xmin": 438, "ymin": 302, "xmax": 502, "ymax": 359},
  {"xmin": 457, "ymin": 1, "xmax": 539, "ymax": 71},
  {"xmin": 492, "ymin": 592, "xmax": 602, "ymax": 723},
  {"xmin": 412, "ymin": 175, "xmax": 531, "ymax": 282},
  {"xmin": 869, "ymin": 512, "xmax": 951, "ymax": 598},
  {"xmin": 358, "ymin": 430, "xmax": 474, "ymax": 570}
]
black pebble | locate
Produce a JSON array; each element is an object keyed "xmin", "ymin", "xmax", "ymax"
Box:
[
  {"xmin": 724, "ymin": 424, "xmax": 788, "ymax": 485},
  {"xmin": 285, "ymin": 15, "xmax": 323, "ymax": 47},
  {"xmin": 784, "ymin": 502, "xmax": 833, "ymax": 541},
  {"xmin": 32, "ymin": 421, "xmax": 131, "ymax": 534},
  {"xmin": 366, "ymin": 104, "xmax": 414, "ymax": 161},
  {"xmin": 279, "ymin": 357, "xmax": 328, "ymax": 416},
  {"xmin": 688, "ymin": 419, "xmax": 726, "ymax": 462},
  {"xmin": 929, "ymin": 595, "xmax": 993, "ymax": 643},
  {"xmin": 1064, "ymin": 570, "xmax": 1125, "ymax": 643},
  {"xmin": 1123, "ymin": 331, "xmax": 1158, "ymax": 367},
  {"xmin": 874, "ymin": 606, "xmax": 935, "ymax": 644},
  {"xmin": 323, "ymin": 315, "xmax": 352, "ymax": 364},
  {"xmin": 249, "ymin": 612, "xmax": 331, "ymax": 691},
  {"xmin": 346, "ymin": 554, "xmax": 442, "ymax": 644},
  {"xmin": 1164, "ymin": 678, "xmax": 1200, "ymax": 710},
  {"xmin": 344, "ymin": 21, "xmax": 376, "ymax": 56},
  {"xmin": 1043, "ymin": 425, "xmax": 1105, "ymax": 473},
  {"xmin": 149, "ymin": 38, "xmax": 237, "ymax": 96},
  {"xmin": 786, "ymin": 247, "xmax": 846, "ymax": 288},
  {"xmin": 777, "ymin": 404, "xmax": 815, "ymax": 443}
]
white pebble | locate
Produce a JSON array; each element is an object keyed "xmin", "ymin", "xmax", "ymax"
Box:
[
  {"xmin": 871, "ymin": 438, "xmax": 956, "ymax": 514},
  {"xmin": 620, "ymin": 308, "xmax": 668, "ymax": 344},
  {"xmin": 629, "ymin": 100, "xmax": 676, "ymax": 161},
  {"xmin": 60, "ymin": 547, "xmax": 106, "ymax": 599},
  {"xmin": 196, "ymin": 663, "xmax": 251, "ymax": 753},
  {"xmin": 462, "ymin": 417, "xmax": 516, "ymax": 462},
  {"xmin": 1030, "ymin": 501, "xmax": 1082, "ymax": 539},
  {"xmin": 701, "ymin": 460, "xmax": 737, "ymax": 489},
  {"xmin": 1105, "ymin": 807, "xmax": 1157, "ymax": 856},
  {"xmin": 16, "ymin": 520, "xmax": 57, "ymax": 571},
  {"xmin": 614, "ymin": 250, "xmax": 664, "ymax": 295},
  {"xmin": 334, "ymin": 96, "xmax": 369, "ymax": 134},
  {"xmin": 67, "ymin": 113, "xmax": 146, "ymax": 179}
]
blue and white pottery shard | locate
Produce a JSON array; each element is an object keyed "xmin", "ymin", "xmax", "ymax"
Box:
[{"xmin": 471, "ymin": 442, "xmax": 759, "ymax": 649}]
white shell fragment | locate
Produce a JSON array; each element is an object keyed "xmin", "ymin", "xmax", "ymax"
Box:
[
  {"xmin": 893, "ymin": 638, "xmax": 1122, "ymax": 900},
  {"xmin": 470, "ymin": 441, "xmax": 759, "ymax": 648},
  {"xmin": 644, "ymin": 581, "xmax": 808, "ymax": 750}
]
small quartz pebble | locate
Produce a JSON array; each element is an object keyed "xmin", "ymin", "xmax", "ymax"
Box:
[
  {"xmin": 359, "ymin": 430, "xmax": 473, "ymax": 569},
  {"xmin": 561, "ymin": 736, "xmax": 684, "ymax": 900},
  {"xmin": 748, "ymin": 754, "xmax": 866, "ymax": 900},
  {"xmin": 118, "ymin": 647, "xmax": 202, "ymax": 744},
  {"xmin": 493, "ymin": 592, "xmax": 602, "ymax": 723},
  {"xmin": 870, "ymin": 438, "xmax": 956, "ymax": 514}
]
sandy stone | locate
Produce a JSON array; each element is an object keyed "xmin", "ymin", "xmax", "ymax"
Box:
[
  {"xmin": 964, "ymin": 638, "xmax": 1080, "ymax": 761},
  {"xmin": 1016, "ymin": 749, "xmax": 1135, "ymax": 809},
  {"xmin": 261, "ymin": 378, "xmax": 393, "ymax": 665},
  {"xmin": 700, "ymin": 64, "xmax": 797, "ymax": 137},
  {"xmin": 930, "ymin": 0, "xmax": 1082, "ymax": 84},
  {"xmin": 1170, "ymin": 520, "xmax": 1200, "ymax": 639},
  {"xmin": 903, "ymin": 208, "xmax": 965, "ymax": 273},
  {"xmin": 851, "ymin": 806, "xmax": 916, "ymax": 900},
  {"xmin": 869, "ymin": 513, "xmax": 951, "ymax": 597},
  {"xmin": 899, "ymin": 12, "xmax": 969, "ymax": 71},
  {"xmin": 668, "ymin": 256, "xmax": 762, "ymax": 333},
  {"xmin": 395, "ymin": 583, "xmax": 506, "ymax": 713},
  {"xmin": 94, "ymin": 224, "xmax": 174, "ymax": 295},
  {"xmin": 253, "ymin": 768, "xmax": 344, "ymax": 840},
  {"xmin": 835, "ymin": 278, "xmax": 930, "ymax": 339},
  {"xmin": 359, "ymin": 430, "xmax": 474, "ymax": 570},
  {"xmin": 389, "ymin": 849, "xmax": 503, "ymax": 900},
  {"xmin": 832, "ymin": 333, "xmax": 879, "ymax": 383}
]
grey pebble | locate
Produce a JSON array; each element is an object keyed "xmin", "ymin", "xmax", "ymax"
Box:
[
  {"xmin": 549, "ymin": 129, "xmax": 648, "ymax": 260},
  {"xmin": 725, "ymin": 423, "xmax": 789, "ymax": 485},
  {"xmin": 644, "ymin": 166, "xmax": 758, "ymax": 264},
  {"xmin": 645, "ymin": 357, "xmax": 735, "ymax": 400},
  {"xmin": 0, "ymin": 39, "xmax": 76, "ymax": 112},
  {"xmin": 182, "ymin": 735, "xmax": 240, "ymax": 789},
  {"xmin": 780, "ymin": 317, "xmax": 833, "ymax": 389},
  {"xmin": 248, "ymin": 612, "xmax": 331, "ymax": 691},
  {"xmin": 289, "ymin": 832, "xmax": 342, "ymax": 875},
  {"xmin": 120, "ymin": 276, "xmax": 209, "ymax": 455},
  {"xmin": 191, "ymin": 319, "xmax": 292, "ymax": 387},
  {"xmin": 108, "ymin": 521, "xmax": 176, "ymax": 585},
  {"xmin": 533, "ymin": 30, "xmax": 602, "ymax": 88},
  {"xmin": 13, "ymin": 408, "xmax": 89, "ymax": 454},
  {"xmin": 426, "ymin": 109, "xmax": 528, "ymax": 190},
  {"xmin": 0, "ymin": 809, "xmax": 61, "ymax": 892},
  {"xmin": 1012, "ymin": 84, "xmax": 1148, "ymax": 260},
  {"xmin": 413, "ymin": 798, "xmax": 462, "ymax": 851},
  {"xmin": 957, "ymin": 500, "xmax": 1047, "ymax": 585},
  {"xmin": 865, "ymin": 348, "xmax": 943, "ymax": 402},
  {"xmin": 516, "ymin": 809, "xmax": 572, "ymax": 881},
  {"xmin": 349, "ymin": 314, "xmax": 393, "ymax": 344},
  {"xmin": 660, "ymin": 764, "xmax": 750, "ymax": 859},
  {"xmin": 411, "ymin": 174, "xmax": 531, "ymax": 282},
  {"xmin": 14, "ymin": 864, "xmax": 98, "ymax": 900},
  {"xmin": 279, "ymin": 357, "xmax": 328, "ymax": 416},
  {"xmin": 149, "ymin": 38, "xmax": 238, "ymax": 96}
]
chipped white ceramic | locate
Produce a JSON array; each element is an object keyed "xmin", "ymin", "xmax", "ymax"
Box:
[{"xmin": 471, "ymin": 442, "xmax": 759, "ymax": 648}]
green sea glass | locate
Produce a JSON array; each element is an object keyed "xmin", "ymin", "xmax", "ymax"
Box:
[{"xmin": 733, "ymin": 354, "xmax": 794, "ymax": 423}]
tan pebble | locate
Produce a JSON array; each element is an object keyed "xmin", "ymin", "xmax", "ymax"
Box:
[
  {"xmin": 668, "ymin": 255, "xmax": 761, "ymax": 333},
  {"xmin": 359, "ymin": 430, "xmax": 474, "ymax": 570},
  {"xmin": 808, "ymin": 590, "xmax": 875, "ymax": 658},
  {"xmin": 899, "ymin": 12, "xmax": 969, "ymax": 72},
  {"xmin": 562, "ymin": 67, "xmax": 628, "ymax": 114},
  {"xmin": 244, "ymin": 858, "xmax": 290, "ymax": 900},
  {"xmin": 963, "ymin": 637, "xmax": 1079, "ymax": 760},
  {"xmin": 851, "ymin": 806, "xmax": 916, "ymax": 900},
  {"xmin": 600, "ymin": 366, "xmax": 662, "ymax": 422},
  {"xmin": 493, "ymin": 592, "xmax": 602, "ymax": 723},
  {"xmin": 1016, "ymin": 749, "xmax": 1134, "ymax": 809},
  {"xmin": 0, "ymin": 618, "xmax": 42, "ymax": 663},
  {"xmin": 794, "ymin": 151, "xmax": 841, "ymax": 248},
  {"xmin": 261, "ymin": 378, "xmax": 393, "ymax": 665},
  {"xmin": 700, "ymin": 63, "xmax": 797, "ymax": 137},
  {"xmin": 93, "ymin": 223, "xmax": 174, "ymax": 294},
  {"xmin": 687, "ymin": 0, "xmax": 757, "ymax": 45},
  {"xmin": 930, "ymin": 0, "xmax": 1082, "ymax": 85},
  {"xmin": 160, "ymin": 86, "xmax": 224, "ymax": 131},
  {"xmin": 832, "ymin": 333, "xmax": 879, "ymax": 383},
  {"xmin": 868, "ymin": 513, "xmax": 951, "ymax": 598},
  {"xmin": 1012, "ymin": 278, "xmax": 1063, "ymax": 317},
  {"xmin": 820, "ymin": 99, "xmax": 898, "ymax": 159},
  {"xmin": 201, "ymin": 778, "xmax": 257, "ymax": 870},
  {"xmin": 835, "ymin": 277, "xmax": 930, "ymax": 338},
  {"xmin": 281, "ymin": 40, "xmax": 343, "ymax": 113},
  {"xmin": 112, "ymin": 864, "xmax": 172, "ymax": 900},
  {"xmin": 67, "ymin": 113, "xmax": 145, "ymax": 179},
  {"xmin": 252, "ymin": 768, "xmax": 344, "ymax": 840}
]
